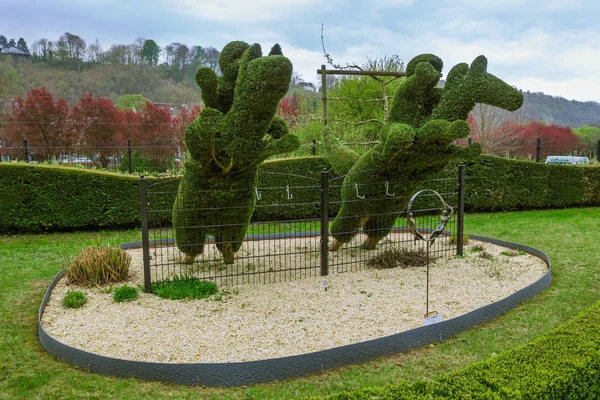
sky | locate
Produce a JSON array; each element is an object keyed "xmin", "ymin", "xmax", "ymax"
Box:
[{"xmin": 2, "ymin": 0, "xmax": 600, "ymax": 102}]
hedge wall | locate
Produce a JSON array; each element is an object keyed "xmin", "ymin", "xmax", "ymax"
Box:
[
  {"xmin": 0, "ymin": 155, "xmax": 598, "ymax": 232},
  {"xmin": 317, "ymin": 300, "xmax": 600, "ymax": 399}
]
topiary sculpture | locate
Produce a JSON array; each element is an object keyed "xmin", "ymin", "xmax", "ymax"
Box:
[
  {"xmin": 173, "ymin": 41, "xmax": 299, "ymax": 264},
  {"xmin": 326, "ymin": 54, "xmax": 524, "ymax": 251}
]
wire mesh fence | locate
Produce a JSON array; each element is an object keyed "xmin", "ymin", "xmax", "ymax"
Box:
[{"xmin": 139, "ymin": 167, "xmax": 462, "ymax": 290}]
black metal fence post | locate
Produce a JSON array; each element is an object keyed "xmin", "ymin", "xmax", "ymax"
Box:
[
  {"xmin": 128, "ymin": 140, "xmax": 133, "ymax": 174},
  {"xmin": 320, "ymin": 65, "xmax": 328, "ymax": 128},
  {"xmin": 457, "ymin": 163, "xmax": 466, "ymax": 256},
  {"xmin": 312, "ymin": 139, "xmax": 317, "ymax": 155},
  {"xmin": 597, "ymin": 139, "xmax": 600, "ymax": 162},
  {"xmin": 320, "ymin": 169, "xmax": 329, "ymax": 276},
  {"xmin": 535, "ymin": 137, "xmax": 541, "ymax": 162},
  {"xmin": 467, "ymin": 137, "xmax": 472, "ymax": 146},
  {"xmin": 24, "ymin": 139, "xmax": 31, "ymax": 162},
  {"xmin": 139, "ymin": 176, "xmax": 152, "ymax": 293}
]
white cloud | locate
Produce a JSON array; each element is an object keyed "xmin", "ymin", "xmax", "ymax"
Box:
[{"xmin": 165, "ymin": 0, "xmax": 321, "ymax": 22}]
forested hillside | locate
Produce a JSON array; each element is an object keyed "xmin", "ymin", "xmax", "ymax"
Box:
[{"xmin": 523, "ymin": 91, "xmax": 600, "ymax": 127}]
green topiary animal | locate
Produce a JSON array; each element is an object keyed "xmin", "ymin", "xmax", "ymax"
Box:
[
  {"xmin": 172, "ymin": 41, "xmax": 299, "ymax": 264},
  {"xmin": 326, "ymin": 54, "xmax": 524, "ymax": 251}
]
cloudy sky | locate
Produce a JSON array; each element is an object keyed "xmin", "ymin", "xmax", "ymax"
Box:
[{"xmin": 2, "ymin": 0, "xmax": 600, "ymax": 102}]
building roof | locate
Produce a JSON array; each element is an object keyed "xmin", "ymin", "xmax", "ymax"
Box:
[{"xmin": 1, "ymin": 47, "xmax": 30, "ymax": 56}]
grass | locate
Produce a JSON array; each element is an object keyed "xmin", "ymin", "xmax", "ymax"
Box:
[
  {"xmin": 112, "ymin": 286, "xmax": 138, "ymax": 303},
  {"xmin": 61, "ymin": 290, "xmax": 88, "ymax": 309},
  {"xmin": 0, "ymin": 207, "xmax": 599, "ymax": 399},
  {"xmin": 152, "ymin": 276, "xmax": 218, "ymax": 300}
]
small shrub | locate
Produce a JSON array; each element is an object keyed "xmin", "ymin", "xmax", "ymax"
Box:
[
  {"xmin": 479, "ymin": 250, "xmax": 495, "ymax": 260},
  {"xmin": 62, "ymin": 290, "xmax": 88, "ymax": 309},
  {"xmin": 64, "ymin": 245, "xmax": 131, "ymax": 286},
  {"xmin": 500, "ymin": 249, "xmax": 519, "ymax": 257},
  {"xmin": 152, "ymin": 276, "xmax": 218, "ymax": 300},
  {"xmin": 113, "ymin": 285, "xmax": 138, "ymax": 303},
  {"xmin": 368, "ymin": 247, "xmax": 435, "ymax": 269},
  {"xmin": 470, "ymin": 243, "xmax": 485, "ymax": 252}
]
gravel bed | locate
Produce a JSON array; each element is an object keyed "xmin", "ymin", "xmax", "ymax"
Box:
[{"xmin": 41, "ymin": 239, "xmax": 547, "ymax": 363}]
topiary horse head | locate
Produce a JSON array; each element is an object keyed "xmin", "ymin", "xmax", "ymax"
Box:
[{"xmin": 325, "ymin": 54, "xmax": 523, "ymax": 251}]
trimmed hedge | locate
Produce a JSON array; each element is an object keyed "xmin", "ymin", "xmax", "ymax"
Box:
[
  {"xmin": 317, "ymin": 300, "xmax": 600, "ymax": 399},
  {"xmin": 0, "ymin": 155, "xmax": 598, "ymax": 232}
]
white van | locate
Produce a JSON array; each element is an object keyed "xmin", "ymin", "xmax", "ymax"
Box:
[{"xmin": 545, "ymin": 156, "xmax": 590, "ymax": 165}]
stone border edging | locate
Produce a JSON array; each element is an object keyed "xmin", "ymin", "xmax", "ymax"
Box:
[{"xmin": 39, "ymin": 236, "xmax": 551, "ymax": 387}]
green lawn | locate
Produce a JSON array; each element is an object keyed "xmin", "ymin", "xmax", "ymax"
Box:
[{"xmin": 1, "ymin": 207, "xmax": 599, "ymax": 399}]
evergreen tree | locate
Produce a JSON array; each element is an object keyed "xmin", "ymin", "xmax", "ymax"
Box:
[
  {"xmin": 7, "ymin": 38, "xmax": 16, "ymax": 48},
  {"xmin": 0, "ymin": 35, "xmax": 7, "ymax": 48},
  {"xmin": 141, "ymin": 39, "xmax": 160, "ymax": 65},
  {"xmin": 16, "ymin": 38, "xmax": 29, "ymax": 53}
]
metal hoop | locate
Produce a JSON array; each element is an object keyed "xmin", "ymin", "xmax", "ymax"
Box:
[{"xmin": 406, "ymin": 189, "xmax": 453, "ymax": 243}]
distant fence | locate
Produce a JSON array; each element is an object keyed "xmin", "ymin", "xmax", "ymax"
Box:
[
  {"xmin": 138, "ymin": 167, "xmax": 463, "ymax": 290},
  {"xmin": 0, "ymin": 140, "xmax": 183, "ymax": 174}
]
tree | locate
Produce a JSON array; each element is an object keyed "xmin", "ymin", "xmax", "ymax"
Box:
[
  {"xmin": 203, "ymin": 46, "xmax": 221, "ymax": 75},
  {"xmin": 3, "ymin": 87, "xmax": 75, "ymax": 160},
  {"xmin": 137, "ymin": 101, "xmax": 174, "ymax": 147},
  {"xmin": 87, "ymin": 39, "xmax": 102, "ymax": 63},
  {"xmin": 574, "ymin": 125, "xmax": 600, "ymax": 147},
  {"xmin": 173, "ymin": 105, "xmax": 201, "ymax": 148},
  {"xmin": 0, "ymin": 35, "xmax": 7, "ymax": 48},
  {"xmin": 141, "ymin": 39, "xmax": 160, "ymax": 65},
  {"xmin": 32, "ymin": 38, "xmax": 54, "ymax": 60},
  {"xmin": 16, "ymin": 38, "xmax": 28, "ymax": 53},
  {"xmin": 71, "ymin": 93, "xmax": 125, "ymax": 168},
  {"xmin": 115, "ymin": 94, "xmax": 150, "ymax": 111},
  {"xmin": 56, "ymin": 32, "xmax": 86, "ymax": 69}
]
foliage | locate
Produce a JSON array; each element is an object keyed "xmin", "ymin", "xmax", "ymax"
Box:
[
  {"xmin": 152, "ymin": 276, "xmax": 218, "ymax": 300},
  {"xmin": 115, "ymin": 94, "xmax": 149, "ymax": 111},
  {"xmin": 64, "ymin": 244, "xmax": 131, "ymax": 286},
  {"xmin": 173, "ymin": 41, "xmax": 298, "ymax": 264},
  {"xmin": 367, "ymin": 247, "xmax": 432, "ymax": 269},
  {"xmin": 325, "ymin": 54, "xmax": 522, "ymax": 250},
  {"xmin": 62, "ymin": 290, "xmax": 88, "ymax": 309},
  {"xmin": 3, "ymin": 87, "xmax": 75, "ymax": 158},
  {"xmin": 70, "ymin": 92, "xmax": 126, "ymax": 168},
  {"xmin": 112, "ymin": 285, "xmax": 138, "ymax": 302},
  {"xmin": 524, "ymin": 90, "xmax": 600, "ymax": 127},
  {"xmin": 141, "ymin": 39, "xmax": 160, "ymax": 65},
  {"xmin": 318, "ymin": 300, "xmax": 600, "ymax": 399},
  {"xmin": 1, "ymin": 156, "xmax": 599, "ymax": 232},
  {"xmin": 574, "ymin": 125, "xmax": 600, "ymax": 147}
]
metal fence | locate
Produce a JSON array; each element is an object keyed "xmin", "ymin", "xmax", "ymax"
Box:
[
  {"xmin": 467, "ymin": 137, "xmax": 599, "ymax": 162},
  {"xmin": 0, "ymin": 140, "xmax": 184, "ymax": 174},
  {"xmin": 138, "ymin": 166, "xmax": 464, "ymax": 291}
]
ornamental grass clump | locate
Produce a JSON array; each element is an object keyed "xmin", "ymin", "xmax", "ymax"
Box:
[
  {"xmin": 64, "ymin": 245, "xmax": 131, "ymax": 286},
  {"xmin": 113, "ymin": 285, "xmax": 138, "ymax": 303},
  {"xmin": 62, "ymin": 290, "xmax": 88, "ymax": 309},
  {"xmin": 153, "ymin": 276, "xmax": 218, "ymax": 300},
  {"xmin": 368, "ymin": 247, "xmax": 434, "ymax": 269}
]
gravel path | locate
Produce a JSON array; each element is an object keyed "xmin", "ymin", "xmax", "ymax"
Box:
[{"xmin": 41, "ymin": 239, "xmax": 547, "ymax": 363}]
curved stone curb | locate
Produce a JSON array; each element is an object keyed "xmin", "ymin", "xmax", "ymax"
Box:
[{"xmin": 39, "ymin": 236, "xmax": 551, "ymax": 387}]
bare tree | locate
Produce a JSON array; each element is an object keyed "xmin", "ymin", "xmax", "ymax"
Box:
[{"xmin": 87, "ymin": 39, "xmax": 102, "ymax": 63}]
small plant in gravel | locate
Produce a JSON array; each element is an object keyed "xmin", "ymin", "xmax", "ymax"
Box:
[
  {"xmin": 470, "ymin": 244, "xmax": 485, "ymax": 253},
  {"xmin": 449, "ymin": 234, "xmax": 470, "ymax": 245},
  {"xmin": 500, "ymin": 250, "xmax": 520, "ymax": 257},
  {"xmin": 64, "ymin": 245, "xmax": 131, "ymax": 286},
  {"xmin": 62, "ymin": 290, "xmax": 88, "ymax": 309},
  {"xmin": 367, "ymin": 247, "xmax": 435, "ymax": 269},
  {"xmin": 152, "ymin": 275, "xmax": 218, "ymax": 300},
  {"xmin": 113, "ymin": 285, "xmax": 138, "ymax": 303},
  {"xmin": 479, "ymin": 250, "xmax": 495, "ymax": 261}
]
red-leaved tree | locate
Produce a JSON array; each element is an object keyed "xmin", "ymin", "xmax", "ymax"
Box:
[
  {"xmin": 4, "ymin": 87, "xmax": 75, "ymax": 160},
  {"xmin": 71, "ymin": 93, "xmax": 125, "ymax": 168},
  {"xmin": 511, "ymin": 122, "xmax": 586, "ymax": 158},
  {"xmin": 173, "ymin": 105, "xmax": 201, "ymax": 149}
]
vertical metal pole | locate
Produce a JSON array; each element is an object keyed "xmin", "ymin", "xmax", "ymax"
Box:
[
  {"xmin": 457, "ymin": 163, "xmax": 465, "ymax": 256},
  {"xmin": 320, "ymin": 169, "xmax": 329, "ymax": 276},
  {"xmin": 24, "ymin": 139, "xmax": 31, "ymax": 162},
  {"xmin": 597, "ymin": 139, "xmax": 600, "ymax": 162},
  {"xmin": 128, "ymin": 139, "xmax": 133, "ymax": 174},
  {"xmin": 535, "ymin": 137, "xmax": 541, "ymax": 162},
  {"xmin": 426, "ymin": 241, "xmax": 430, "ymax": 315},
  {"xmin": 139, "ymin": 176, "xmax": 152, "ymax": 293},
  {"xmin": 320, "ymin": 65, "xmax": 328, "ymax": 128},
  {"xmin": 467, "ymin": 137, "xmax": 472, "ymax": 146},
  {"xmin": 312, "ymin": 139, "xmax": 316, "ymax": 155}
]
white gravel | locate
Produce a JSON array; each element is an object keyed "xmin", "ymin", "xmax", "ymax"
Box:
[{"xmin": 41, "ymin": 238, "xmax": 547, "ymax": 363}]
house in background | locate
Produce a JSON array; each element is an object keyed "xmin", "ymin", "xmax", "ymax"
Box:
[{"xmin": 0, "ymin": 46, "xmax": 30, "ymax": 57}]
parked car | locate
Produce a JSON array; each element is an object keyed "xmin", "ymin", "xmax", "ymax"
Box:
[{"xmin": 545, "ymin": 156, "xmax": 589, "ymax": 165}]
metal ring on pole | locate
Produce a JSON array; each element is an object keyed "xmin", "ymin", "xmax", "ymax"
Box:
[{"xmin": 407, "ymin": 189, "xmax": 453, "ymax": 244}]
